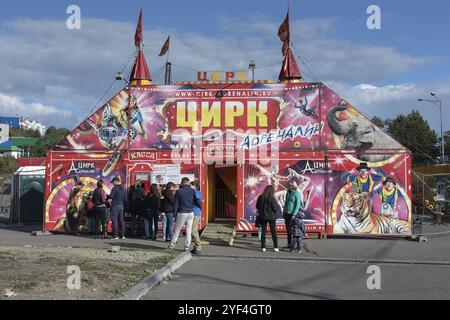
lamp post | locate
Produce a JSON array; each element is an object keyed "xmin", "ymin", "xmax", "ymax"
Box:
[
  {"xmin": 249, "ymin": 60, "xmax": 256, "ymax": 82},
  {"xmin": 418, "ymin": 92, "xmax": 445, "ymax": 164}
]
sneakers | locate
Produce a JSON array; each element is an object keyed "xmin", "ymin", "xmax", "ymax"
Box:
[
  {"xmin": 274, "ymin": 248, "xmax": 279, "ymax": 252},
  {"xmin": 184, "ymin": 246, "xmax": 190, "ymax": 251},
  {"xmin": 113, "ymin": 237, "xmax": 119, "ymax": 240},
  {"xmin": 120, "ymin": 236, "xmax": 126, "ymax": 240},
  {"xmin": 262, "ymin": 248, "xmax": 266, "ymax": 252}
]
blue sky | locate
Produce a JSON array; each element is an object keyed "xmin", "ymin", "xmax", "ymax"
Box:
[{"xmin": 0, "ymin": 0, "xmax": 449, "ymax": 132}]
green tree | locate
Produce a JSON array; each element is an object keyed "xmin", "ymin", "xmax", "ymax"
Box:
[
  {"xmin": 371, "ymin": 116, "xmax": 387, "ymax": 131},
  {"xmin": 0, "ymin": 157, "xmax": 18, "ymax": 174},
  {"xmin": 9, "ymin": 127, "xmax": 41, "ymax": 138},
  {"xmin": 387, "ymin": 111, "xmax": 439, "ymax": 166},
  {"xmin": 29, "ymin": 127, "xmax": 70, "ymax": 157},
  {"xmin": 444, "ymin": 130, "xmax": 450, "ymax": 163}
]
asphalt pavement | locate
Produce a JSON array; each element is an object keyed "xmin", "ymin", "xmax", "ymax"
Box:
[{"xmin": 1, "ymin": 219, "xmax": 450, "ymax": 300}]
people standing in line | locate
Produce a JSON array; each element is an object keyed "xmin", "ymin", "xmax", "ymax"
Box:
[
  {"xmin": 291, "ymin": 213, "xmax": 307, "ymax": 253},
  {"xmin": 190, "ymin": 181, "xmax": 202, "ymax": 255},
  {"xmin": 283, "ymin": 181, "xmax": 302, "ymax": 249},
  {"xmin": 169, "ymin": 178, "xmax": 201, "ymax": 251},
  {"xmin": 144, "ymin": 184, "xmax": 161, "ymax": 240},
  {"xmin": 109, "ymin": 177, "xmax": 126, "ymax": 240},
  {"xmin": 85, "ymin": 191, "xmax": 96, "ymax": 235},
  {"xmin": 128, "ymin": 180, "xmax": 145, "ymax": 238},
  {"xmin": 92, "ymin": 180, "xmax": 109, "ymax": 239},
  {"xmin": 256, "ymin": 185, "xmax": 281, "ymax": 252},
  {"xmin": 160, "ymin": 182, "xmax": 176, "ymax": 242}
]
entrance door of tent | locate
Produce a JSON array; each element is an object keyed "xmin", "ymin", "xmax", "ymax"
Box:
[{"xmin": 206, "ymin": 164, "xmax": 237, "ymax": 223}]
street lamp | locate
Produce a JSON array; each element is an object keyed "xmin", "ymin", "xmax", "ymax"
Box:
[
  {"xmin": 418, "ymin": 92, "xmax": 445, "ymax": 164},
  {"xmin": 248, "ymin": 60, "xmax": 256, "ymax": 82}
]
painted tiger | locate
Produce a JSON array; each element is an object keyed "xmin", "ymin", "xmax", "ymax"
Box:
[{"xmin": 334, "ymin": 192, "xmax": 411, "ymax": 235}]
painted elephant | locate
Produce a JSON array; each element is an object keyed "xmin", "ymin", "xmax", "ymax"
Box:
[{"xmin": 327, "ymin": 100, "xmax": 401, "ymax": 162}]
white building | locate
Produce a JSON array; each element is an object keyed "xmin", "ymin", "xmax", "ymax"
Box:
[
  {"xmin": 0, "ymin": 124, "xmax": 9, "ymax": 144},
  {"xmin": 19, "ymin": 118, "xmax": 46, "ymax": 136}
]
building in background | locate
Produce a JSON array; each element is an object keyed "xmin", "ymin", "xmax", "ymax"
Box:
[
  {"xmin": 0, "ymin": 116, "xmax": 46, "ymax": 136},
  {"xmin": 0, "ymin": 141, "xmax": 23, "ymax": 159},
  {"xmin": 19, "ymin": 118, "xmax": 46, "ymax": 136},
  {"xmin": 0, "ymin": 117, "xmax": 20, "ymax": 129},
  {"xmin": 0, "ymin": 124, "xmax": 9, "ymax": 144}
]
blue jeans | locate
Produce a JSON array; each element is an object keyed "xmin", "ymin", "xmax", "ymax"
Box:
[
  {"xmin": 161, "ymin": 212, "xmax": 174, "ymax": 241},
  {"xmin": 291, "ymin": 236, "xmax": 302, "ymax": 251},
  {"xmin": 110, "ymin": 205, "xmax": 125, "ymax": 238},
  {"xmin": 144, "ymin": 218, "xmax": 151, "ymax": 238}
]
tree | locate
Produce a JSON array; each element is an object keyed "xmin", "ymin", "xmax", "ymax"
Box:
[
  {"xmin": 444, "ymin": 130, "xmax": 450, "ymax": 163},
  {"xmin": 387, "ymin": 111, "xmax": 439, "ymax": 166},
  {"xmin": 9, "ymin": 127, "xmax": 41, "ymax": 138},
  {"xmin": 0, "ymin": 157, "xmax": 18, "ymax": 174},
  {"xmin": 371, "ymin": 116, "xmax": 386, "ymax": 131},
  {"xmin": 29, "ymin": 127, "xmax": 70, "ymax": 157}
]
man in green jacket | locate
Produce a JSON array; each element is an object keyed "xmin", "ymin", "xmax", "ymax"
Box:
[{"xmin": 283, "ymin": 181, "xmax": 302, "ymax": 248}]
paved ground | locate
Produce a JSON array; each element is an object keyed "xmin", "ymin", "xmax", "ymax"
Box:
[
  {"xmin": 144, "ymin": 218, "xmax": 450, "ymax": 300},
  {"xmin": 1, "ymin": 218, "xmax": 450, "ymax": 300},
  {"xmin": 144, "ymin": 259, "xmax": 450, "ymax": 300}
]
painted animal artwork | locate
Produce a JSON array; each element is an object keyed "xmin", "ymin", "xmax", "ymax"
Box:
[
  {"xmin": 327, "ymin": 100, "xmax": 401, "ymax": 162},
  {"xmin": 334, "ymin": 192, "xmax": 410, "ymax": 235}
]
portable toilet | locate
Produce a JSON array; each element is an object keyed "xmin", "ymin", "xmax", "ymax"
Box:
[{"xmin": 11, "ymin": 166, "xmax": 46, "ymax": 225}]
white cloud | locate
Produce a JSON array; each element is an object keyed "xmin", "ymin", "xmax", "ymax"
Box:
[
  {"xmin": 0, "ymin": 16, "xmax": 440, "ymax": 129},
  {"xmin": 0, "ymin": 92, "xmax": 71, "ymax": 123},
  {"xmin": 327, "ymin": 79, "xmax": 450, "ymax": 132}
]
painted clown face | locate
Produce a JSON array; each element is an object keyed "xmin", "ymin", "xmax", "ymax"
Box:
[
  {"xmin": 359, "ymin": 169, "xmax": 369, "ymax": 179},
  {"xmin": 385, "ymin": 182, "xmax": 396, "ymax": 191}
]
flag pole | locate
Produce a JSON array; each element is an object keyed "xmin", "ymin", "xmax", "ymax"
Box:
[{"xmin": 164, "ymin": 35, "xmax": 172, "ymax": 85}]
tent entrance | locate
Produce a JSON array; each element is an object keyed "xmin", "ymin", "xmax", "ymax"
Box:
[{"xmin": 206, "ymin": 164, "xmax": 237, "ymax": 223}]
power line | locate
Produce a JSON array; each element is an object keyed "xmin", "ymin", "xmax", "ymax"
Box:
[{"xmin": 81, "ymin": 50, "xmax": 137, "ymax": 121}]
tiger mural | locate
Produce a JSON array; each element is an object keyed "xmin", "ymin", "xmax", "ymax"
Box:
[{"xmin": 334, "ymin": 192, "xmax": 411, "ymax": 235}]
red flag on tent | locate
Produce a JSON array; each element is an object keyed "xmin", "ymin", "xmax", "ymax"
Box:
[
  {"xmin": 135, "ymin": 9, "xmax": 143, "ymax": 47},
  {"xmin": 159, "ymin": 36, "xmax": 170, "ymax": 57},
  {"xmin": 278, "ymin": 9, "xmax": 290, "ymax": 56}
]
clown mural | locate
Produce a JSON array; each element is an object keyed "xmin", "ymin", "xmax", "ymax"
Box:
[{"xmin": 332, "ymin": 159, "xmax": 411, "ymax": 236}]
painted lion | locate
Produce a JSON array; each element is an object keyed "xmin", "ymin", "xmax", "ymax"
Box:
[{"xmin": 54, "ymin": 184, "xmax": 94, "ymax": 232}]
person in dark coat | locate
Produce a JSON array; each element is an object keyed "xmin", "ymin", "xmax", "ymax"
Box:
[
  {"xmin": 160, "ymin": 182, "xmax": 176, "ymax": 242},
  {"xmin": 256, "ymin": 185, "xmax": 281, "ymax": 252},
  {"xmin": 291, "ymin": 213, "xmax": 307, "ymax": 252},
  {"xmin": 92, "ymin": 180, "xmax": 109, "ymax": 239},
  {"xmin": 144, "ymin": 184, "xmax": 161, "ymax": 240},
  {"xmin": 128, "ymin": 180, "xmax": 145, "ymax": 237},
  {"xmin": 109, "ymin": 176, "xmax": 126, "ymax": 240}
]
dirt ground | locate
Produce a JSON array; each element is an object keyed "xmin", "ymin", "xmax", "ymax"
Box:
[{"xmin": 0, "ymin": 246, "xmax": 176, "ymax": 300}]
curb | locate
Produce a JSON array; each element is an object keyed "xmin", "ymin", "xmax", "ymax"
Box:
[
  {"xmin": 197, "ymin": 254, "xmax": 450, "ymax": 266},
  {"xmin": 120, "ymin": 251, "xmax": 193, "ymax": 300}
]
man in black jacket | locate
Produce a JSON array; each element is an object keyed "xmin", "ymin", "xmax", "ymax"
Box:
[
  {"xmin": 169, "ymin": 178, "xmax": 201, "ymax": 251},
  {"xmin": 109, "ymin": 176, "xmax": 126, "ymax": 240},
  {"xmin": 128, "ymin": 180, "xmax": 145, "ymax": 238}
]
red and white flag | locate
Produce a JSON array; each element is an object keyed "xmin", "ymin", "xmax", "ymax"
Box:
[
  {"xmin": 134, "ymin": 8, "xmax": 143, "ymax": 47},
  {"xmin": 159, "ymin": 35, "xmax": 171, "ymax": 57},
  {"xmin": 278, "ymin": 9, "xmax": 290, "ymax": 56}
]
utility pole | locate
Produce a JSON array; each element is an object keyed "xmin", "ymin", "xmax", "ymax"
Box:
[{"xmin": 418, "ymin": 92, "xmax": 445, "ymax": 164}]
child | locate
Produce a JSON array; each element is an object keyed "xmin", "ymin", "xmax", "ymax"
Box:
[{"xmin": 291, "ymin": 213, "xmax": 306, "ymax": 253}]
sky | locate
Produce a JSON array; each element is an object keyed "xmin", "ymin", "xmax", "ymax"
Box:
[{"xmin": 0, "ymin": 0, "xmax": 449, "ymax": 133}]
